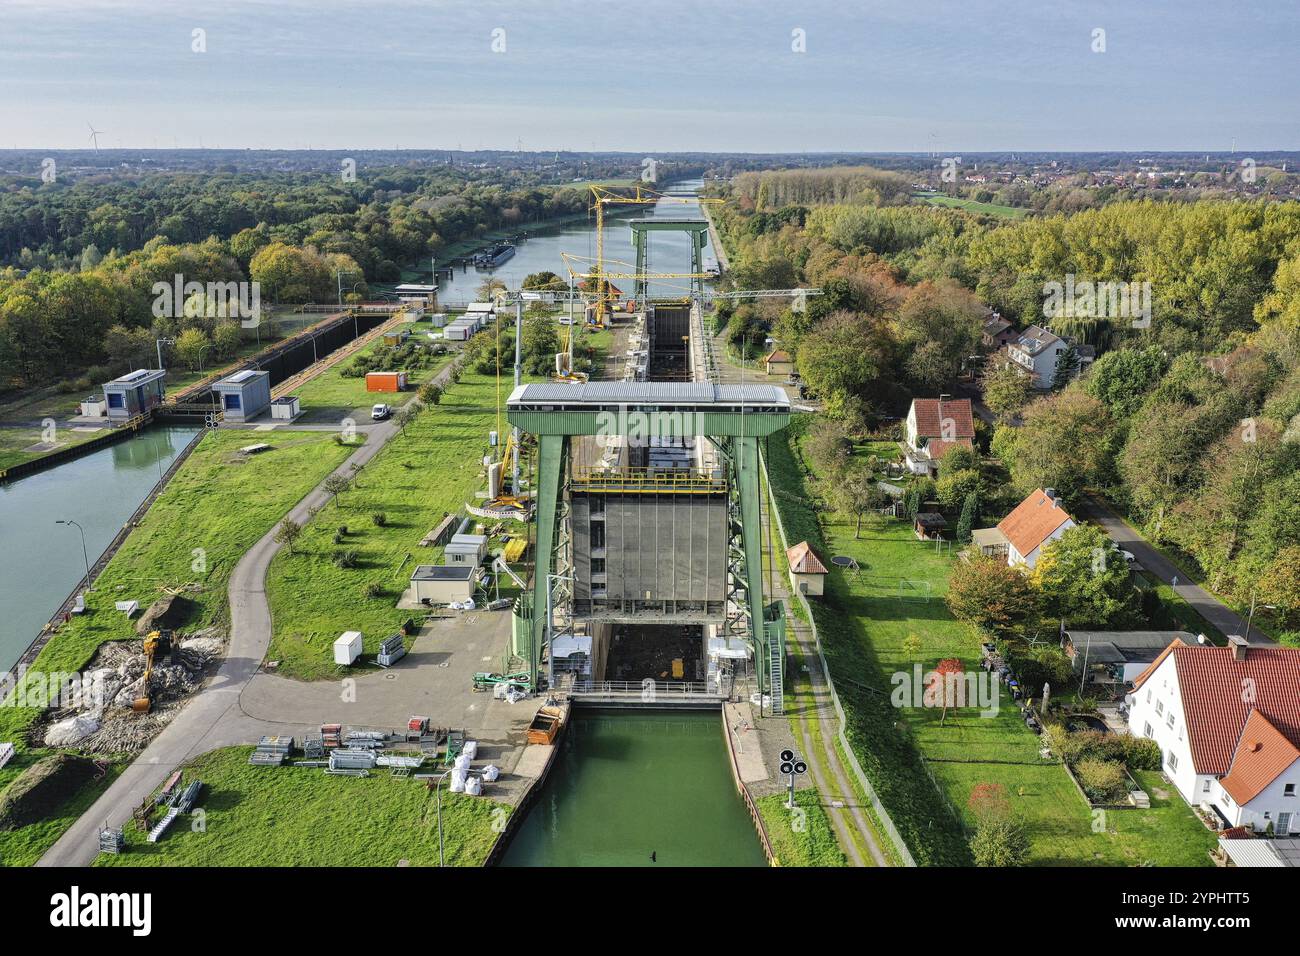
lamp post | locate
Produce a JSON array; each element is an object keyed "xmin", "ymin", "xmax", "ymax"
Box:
[
  {"xmin": 56, "ymin": 519, "xmax": 93, "ymax": 594},
  {"xmin": 155, "ymin": 337, "xmax": 175, "ymax": 370},
  {"xmin": 1244, "ymin": 592, "xmax": 1277, "ymax": 644}
]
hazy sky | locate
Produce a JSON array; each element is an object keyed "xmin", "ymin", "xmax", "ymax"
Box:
[{"xmin": 1, "ymin": 0, "xmax": 1297, "ymax": 152}]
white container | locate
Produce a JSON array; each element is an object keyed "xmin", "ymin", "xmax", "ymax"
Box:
[
  {"xmin": 462, "ymin": 740, "xmax": 478, "ymax": 760},
  {"xmin": 333, "ymin": 630, "xmax": 363, "ymax": 666}
]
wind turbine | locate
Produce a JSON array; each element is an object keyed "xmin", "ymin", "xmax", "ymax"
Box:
[{"xmin": 87, "ymin": 122, "xmax": 104, "ymax": 151}]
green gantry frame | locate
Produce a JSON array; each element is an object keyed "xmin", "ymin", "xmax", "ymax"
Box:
[
  {"xmin": 506, "ymin": 395, "xmax": 789, "ymax": 701},
  {"xmin": 629, "ymin": 219, "xmax": 711, "ymax": 302}
]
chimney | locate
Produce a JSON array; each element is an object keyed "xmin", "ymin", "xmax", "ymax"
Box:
[{"xmin": 1228, "ymin": 634, "xmax": 1249, "ymax": 661}]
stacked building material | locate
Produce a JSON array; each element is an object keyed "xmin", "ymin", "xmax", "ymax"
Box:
[
  {"xmin": 329, "ymin": 749, "xmax": 377, "ymax": 771},
  {"xmin": 98, "ymin": 826, "xmax": 126, "ymax": 854},
  {"xmin": 303, "ymin": 734, "xmax": 325, "ymax": 758},
  {"xmin": 249, "ymin": 735, "xmax": 295, "ymax": 766},
  {"xmin": 377, "ymin": 633, "xmax": 407, "ymax": 668},
  {"xmin": 343, "ymin": 730, "xmax": 387, "ymax": 750},
  {"xmin": 320, "ymin": 723, "xmax": 343, "ymax": 749},
  {"xmin": 174, "ymin": 780, "xmax": 204, "ymax": 813}
]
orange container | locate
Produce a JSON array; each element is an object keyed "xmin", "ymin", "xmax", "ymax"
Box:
[{"xmin": 365, "ymin": 371, "xmax": 407, "ymax": 392}]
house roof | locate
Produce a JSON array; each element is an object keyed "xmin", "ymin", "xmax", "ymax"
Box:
[
  {"xmin": 996, "ymin": 489, "xmax": 1074, "ymax": 558},
  {"xmin": 984, "ymin": 316, "xmax": 1012, "ymax": 337},
  {"xmin": 764, "ymin": 349, "xmax": 792, "ymax": 364},
  {"xmin": 1221, "ymin": 710, "xmax": 1300, "ymax": 806},
  {"xmin": 1132, "ymin": 643, "xmax": 1300, "ymax": 776},
  {"xmin": 925, "ymin": 438, "xmax": 974, "ymax": 461},
  {"xmin": 1010, "ymin": 324, "xmax": 1063, "ymax": 357},
  {"xmin": 786, "ymin": 541, "xmax": 828, "ymax": 574},
  {"xmin": 1065, "ymin": 631, "xmax": 1194, "ymax": 665},
  {"xmin": 909, "ymin": 398, "xmax": 975, "ymax": 441}
]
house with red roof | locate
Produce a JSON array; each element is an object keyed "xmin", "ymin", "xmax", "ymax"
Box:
[
  {"xmin": 764, "ymin": 348, "xmax": 794, "ymax": 378},
  {"xmin": 975, "ymin": 487, "xmax": 1076, "ymax": 570},
  {"xmin": 1128, "ymin": 636, "xmax": 1300, "ymax": 835},
  {"xmin": 786, "ymin": 541, "xmax": 829, "ymax": 597},
  {"xmin": 902, "ymin": 397, "xmax": 975, "ymax": 476}
]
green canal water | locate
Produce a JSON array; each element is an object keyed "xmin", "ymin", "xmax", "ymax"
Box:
[{"xmin": 499, "ymin": 710, "xmax": 767, "ymax": 867}]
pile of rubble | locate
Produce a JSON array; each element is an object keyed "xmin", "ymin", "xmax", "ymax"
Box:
[{"xmin": 39, "ymin": 628, "xmax": 225, "ymax": 755}]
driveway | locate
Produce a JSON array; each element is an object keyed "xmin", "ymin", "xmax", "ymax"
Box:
[{"xmin": 1078, "ymin": 495, "xmax": 1267, "ymax": 644}]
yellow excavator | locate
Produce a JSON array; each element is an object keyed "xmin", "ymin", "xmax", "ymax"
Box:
[{"xmin": 131, "ymin": 629, "xmax": 173, "ymax": 714}]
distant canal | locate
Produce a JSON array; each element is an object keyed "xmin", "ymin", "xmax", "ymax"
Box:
[
  {"xmin": 436, "ymin": 179, "xmax": 717, "ymax": 304},
  {"xmin": 499, "ymin": 710, "xmax": 767, "ymax": 867},
  {"xmin": 0, "ymin": 425, "xmax": 199, "ymax": 672}
]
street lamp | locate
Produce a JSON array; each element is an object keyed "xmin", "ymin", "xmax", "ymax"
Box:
[
  {"xmin": 1244, "ymin": 592, "xmax": 1278, "ymax": 644},
  {"xmin": 155, "ymin": 337, "xmax": 175, "ymax": 370},
  {"xmin": 55, "ymin": 519, "xmax": 93, "ymax": 594}
]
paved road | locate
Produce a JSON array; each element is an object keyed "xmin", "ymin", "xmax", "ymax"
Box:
[
  {"xmin": 39, "ymin": 358, "xmax": 469, "ymax": 867},
  {"xmin": 1078, "ymin": 495, "xmax": 1265, "ymax": 643}
]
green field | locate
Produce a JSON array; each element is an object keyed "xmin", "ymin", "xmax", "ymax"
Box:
[
  {"xmin": 765, "ymin": 422, "xmax": 1216, "ymax": 866},
  {"xmin": 0, "ymin": 758, "xmax": 124, "ymax": 867},
  {"xmin": 0, "ymin": 425, "xmax": 107, "ymax": 472},
  {"xmin": 95, "ymin": 746, "xmax": 506, "ymax": 867},
  {"xmin": 0, "ymin": 428, "xmax": 356, "ymax": 740},
  {"xmin": 265, "ymin": 368, "xmax": 533, "ymax": 680},
  {"xmin": 914, "ymin": 192, "xmax": 1029, "ymax": 219}
]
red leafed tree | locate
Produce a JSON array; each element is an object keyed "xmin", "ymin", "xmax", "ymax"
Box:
[
  {"xmin": 928, "ymin": 658, "xmax": 966, "ymax": 725},
  {"xmin": 968, "ymin": 782, "xmax": 1010, "ymax": 823}
]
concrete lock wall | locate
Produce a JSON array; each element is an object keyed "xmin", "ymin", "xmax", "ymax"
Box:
[{"xmin": 571, "ymin": 492, "xmax": 727, "ymax": 618}]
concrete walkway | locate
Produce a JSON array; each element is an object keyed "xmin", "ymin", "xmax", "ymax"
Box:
[
  {"xmin": 39, "ymin": 359, "xmax": 469, "ymax": 867},
  {"xmin": 1078, "ymin": 495, "xmax": 1265, "ymax": 643}
]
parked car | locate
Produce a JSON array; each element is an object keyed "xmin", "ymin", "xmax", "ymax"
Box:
[{"xmin": 371, "ymin": 403, "xmax": 392, "ymax": 421}]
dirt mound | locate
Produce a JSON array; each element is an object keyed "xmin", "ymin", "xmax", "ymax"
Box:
[{"xmin": 0, "ymin": 753, "xmax": 102, "ymax": 831}]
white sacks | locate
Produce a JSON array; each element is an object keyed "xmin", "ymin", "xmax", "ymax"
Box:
[
  {"xmin": 481, "ymin": 764, "xmax": 500, "ymax": 782},
  {"xmin": 462, "ymin": 740, "xmax": 478, "ymax": 760},
  {"xmin": 465, "ymin": 775, "xmax": 482, "ymax": 796},
  {"xmin": 449, "ymin": 768, "xmax": 467, "ymax": 793}
]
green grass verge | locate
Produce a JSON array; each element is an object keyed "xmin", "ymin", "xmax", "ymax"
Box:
[
  {"xmin": 265, "ymin": 368, "xmax": 532, "ymax": 680},
  {"xmin": 757, "ymin": 788, "xmax": 848, "ymax": 867},
  {"xmin": 291, "ymin": 325, "xmax": 452, "ymax": 417},
  {"xmin": 0, "ymin": 426, "xmax": 107, "ymax": 471},
  {"xmin": 0, "ymin": 758, "xmax": 124, "ymax": 867},
  {"xmin": 95, "ymin": 746, "xmax": 506, "ymax": 866},
  {"xmin": 0, "ymin": 428, "xmax": 356, "ymax": 740}
]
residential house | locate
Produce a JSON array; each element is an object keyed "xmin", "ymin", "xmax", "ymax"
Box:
[
  {"xmin": 902, "ymin": 397, "xmax": 975, "ymax": 476},
  {"xmin": 786, "ymin": 541, "xmax": 828, "ymax": 597},
  {"xmin": 1063, "ymin": 630, "xmax": 1194, "ymax": 688},
  {"xmin": 1003, "ymin": 325, "xmax": 1092, "ymax": 389},
  {"xmin": 982, "ymin": 313, "xmax": 1016, "ymax": 351},
  {"xmin": 1128, "ymin": 637, "xmax": 1300, "ymax": 835},
  {"xmin": 980, "ymin": 487, "xmax": 1076, "ymax": 570},
  {"xmin": 764, "ymin": 349, "xmax": 795, "ymax": 378}
]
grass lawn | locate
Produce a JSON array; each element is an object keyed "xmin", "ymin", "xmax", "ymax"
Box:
[
  {"xmin": 95, "ymin": 746, "xmax": 506, "ymax": 867},
  {"xmin": 0, "ymin": 425, "xmax": 107, "ymax": 472},
  {"xmin": 291, "ymin": 323, "xmax": 453, "ymax": 422},
  {"xmin": 765, "ymin": 421, "xmax": 1215, "ymax": 866},
  {"xmin": 265, "ymin": 368, "xmax": 534, "ymax": 680},
  {"xmin": 914, "ymin": 192, "xmax": 1030, "ymax": 219},
  {"xmin": 0, "ymin": 757, "xmax": 124, "ymax": 867},
  {"xmin": 0, "ymin": 428, "xmax": 356, "ymax": 740},
  {"xmin": 757, "ymin": 788, "xmax": 848, "ymax": 867}
]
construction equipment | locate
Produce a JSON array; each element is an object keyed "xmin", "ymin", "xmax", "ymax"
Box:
[
  {"xmin": 473, "ymin": 670, "xmax": 531, "ymax": 692},
  {"xmin": 131, "ymin": 629, "xmax": 173, "ymax": 713},
  {"xmin": 443, "ymin": 729, "xmax": 466, "ymax": 766},
  {"xmin": 467, "ymin": 430, "xmax": 531, "ymax": 522}
]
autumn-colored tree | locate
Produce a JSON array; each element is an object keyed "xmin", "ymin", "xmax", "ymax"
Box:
[
  {"xmin": 929, "ymin": 658, "xmax": 966, "ymax": 725},
  {"xmin": 945, "ymin": 555, "xmax": 1039, "ymax": 635},
  {"xmin": 968, "ymin": 782, "xmax": 1010, "ymax": 823}
]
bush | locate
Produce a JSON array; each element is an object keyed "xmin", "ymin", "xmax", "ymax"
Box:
[
  {"xmin": 332, "ymin": 531, "xmax": 344, "ymax": 545},
  {"xmin": 332, "ymin": 550, "xmax": 359, "ymax": 569},
  {"xmin": 363, "ymin": 581, "xmax": 385, "ymax": 598},
  {"xmin": 970, "ymin": 816, "xmax": 1030, "ymax": 866},
  {"xmin": 1122, "ymin": 735, "xmax": 1162, "ymax": 771},
  {"xmin": 371, "ymin": 512, "xmax": 387, "ymax": 527},
  {"xmin": 1075, "ymin": 758, "xmax": 1128, "ymax": 804}
]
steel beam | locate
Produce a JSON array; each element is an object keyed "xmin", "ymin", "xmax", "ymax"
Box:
[{"xmin": 531, "ymin": 434, "xmax": 566, "ymax": 687}]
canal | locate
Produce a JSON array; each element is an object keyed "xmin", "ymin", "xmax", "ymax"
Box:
[
  {"xmin": 435, "ymin": 180, "xmax": 717, "ymax": 304},
  {"xmin": 0, "ymin": 425, "xmax": 200, "ymax": 672},
  {"xmin": 499, "ymin": 710, "xmax": 767, "ymax": 867}
]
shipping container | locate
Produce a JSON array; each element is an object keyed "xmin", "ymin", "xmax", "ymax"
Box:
[{"xmin": 365, "ymin": 371, "xmax": 408, "ymax": 392}]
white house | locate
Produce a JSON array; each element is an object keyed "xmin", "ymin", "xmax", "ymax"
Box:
[
  {"xmin": 1003, "ymin": 325, "xmax": 1091, "ymax": 389},
  {"xmin": 1128, "ymin": 637, "xmax": 1300, "ymax": 836},
  {"xmin": 983, "ymin": 487, "xmax": 1075, "ymax": 570},
  {"xmin": 902, "ymin": 397, "xmax": 975, "ymax": 476}
]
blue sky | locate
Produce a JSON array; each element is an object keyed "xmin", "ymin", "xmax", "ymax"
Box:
[{"xmin": 1, "ymin": 0, "xmax": 1297, "ymax": 151}]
